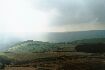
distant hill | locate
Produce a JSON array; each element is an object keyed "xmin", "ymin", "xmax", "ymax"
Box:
[
  {"xmin": 44, "ymin": 30, "xmax": 105, "ymax": 42},
  {"xmin": 71, "ymin": 38, "xmax": 105, "ymax": 44}
]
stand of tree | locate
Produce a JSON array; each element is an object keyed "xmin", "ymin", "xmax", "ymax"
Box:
[{"xmin": 75, "ymin": 43, "xmax": 105, "ymax": 53}]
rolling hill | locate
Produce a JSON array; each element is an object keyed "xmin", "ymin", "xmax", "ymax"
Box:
[
  {"xmin": 7, "ymin": 38, "xmax": 105, "ymax": 53},
  {"xmin": 7, "ymin": 40, "xmax": 57, "ymax": 53}
]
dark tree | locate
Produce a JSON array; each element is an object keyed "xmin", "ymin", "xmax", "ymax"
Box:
[{"xmin": 75, "ymin": 43, "xmax": 105, "ymax": 53}]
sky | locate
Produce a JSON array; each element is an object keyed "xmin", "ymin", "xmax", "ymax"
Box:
[{"xmin": 0, "ymin": 0, "xmax": 105, "ymax": 33}]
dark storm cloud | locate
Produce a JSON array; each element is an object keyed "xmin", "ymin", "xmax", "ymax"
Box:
[
  {"xmin": 86, "ymin": 0, "xmax": 105, "ymax": 23},
  {"xmin": 32, "ymin": 0, "xmax": 105, "ymax": 26}
]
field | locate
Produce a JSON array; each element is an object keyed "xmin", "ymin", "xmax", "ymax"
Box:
[{"xmin": 4, "ymin": 52, "xmax": 105, "ymax": 70}]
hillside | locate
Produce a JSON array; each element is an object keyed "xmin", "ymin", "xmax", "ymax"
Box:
[
  {"xmin": 7, "ymin": 38, "xmax": 105, "ymax": 53},
  {"xmin": 7, "ymin": 40, "xmax": 57, "ymax": 53}
]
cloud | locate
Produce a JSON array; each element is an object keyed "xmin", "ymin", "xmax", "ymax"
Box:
[
  {"xmin": 31, "ymin": 0, "xmax": 105, "ymax": 27},
  {"xmin": 0, "ymin": 0, "xmax": 105, "ymax": 32},
  {"xmin": 0, "ymin": 0, "xmax": 59, "ymax": 32}
]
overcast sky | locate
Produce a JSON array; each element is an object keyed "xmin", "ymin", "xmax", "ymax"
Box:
[{"xmin": 0, "ymin": 0, "xmax": 105, "ymax": 33}]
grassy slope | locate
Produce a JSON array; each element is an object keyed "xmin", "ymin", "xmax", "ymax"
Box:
[{"xmin": 1, "ymin": 38, "xmax": 105, "ymax": 61}]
